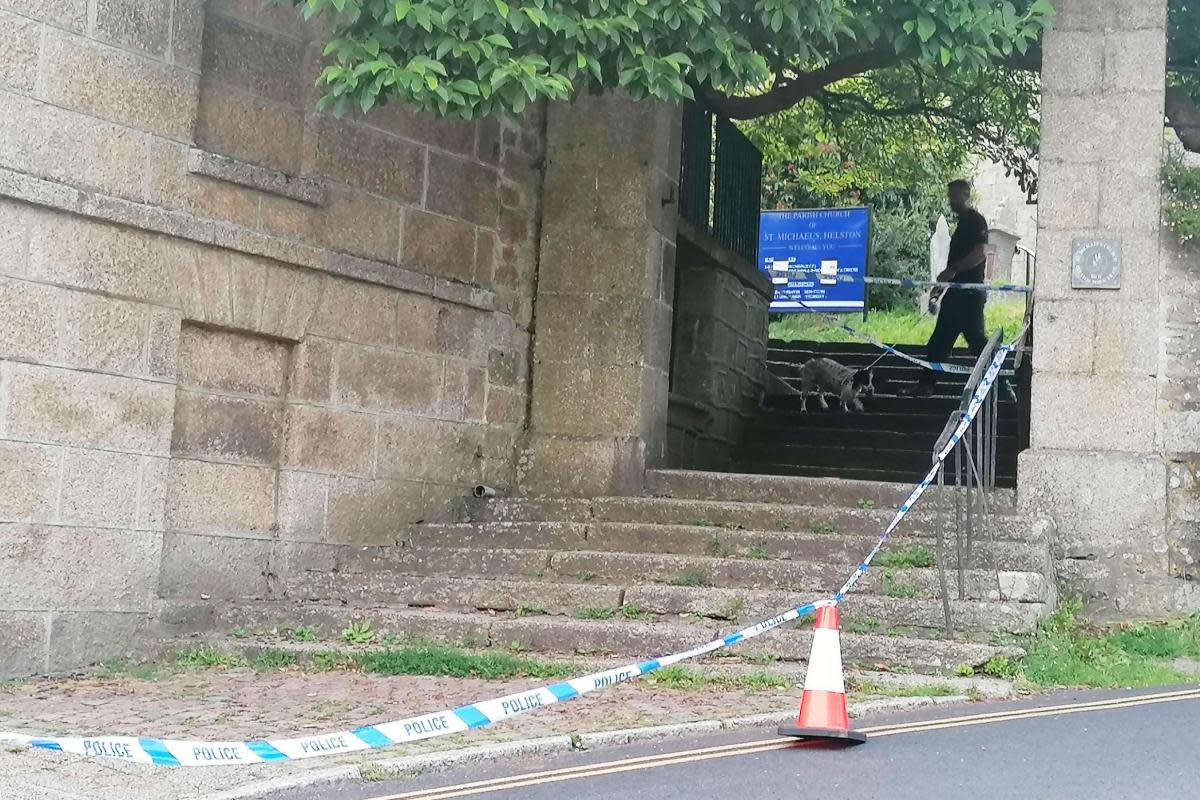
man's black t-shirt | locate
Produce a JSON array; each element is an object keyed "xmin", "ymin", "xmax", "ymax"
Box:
[{"xmin": 948, "ymin": 208, "xmax": 989, "ymax": 283}]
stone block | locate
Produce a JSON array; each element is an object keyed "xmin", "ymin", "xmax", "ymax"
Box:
[
  {"xmin": 170, "ymin": 390, "xmax": 284, "ymax": 465},
  {"xmin": 158, "ymin": 530, "xmax": 271, "ymax": 599},
  {"xmin": 281, "ymin": 405, "xmax": 376, "ymax": 475},
  {"xmin": 314, "ymin": 117, "xmax": 425, "ymax": 204},
  {"xmin": 377, "ymin": 416, "xmax": 483, "ymax": 483},
  {"xmin": 318, "ymin": 186, "xmax": 403, "ymax": 266},
  {"xmin": 94, "ymin": 0, "xmax": 171, "ymax": 56},
  {"xmin": 485, "ymin": 385, "xmax": 524, "ymax": 426},
  {"xmin": 0, "ymin": 611, "xmax": 47, "ymax": 677},
  {"xmin": 0, "ymin": 11, "xmax": 39, "ymax": 93},
  {"xmin": 0, "ymin": 90, "xmax": 148, "ymax": 201},
  {"xmin": 1019, "ymin": 450, "xmax": 1168, "ymax": 557},
  {"xmin": 1031, "ymin": 300, "xmax": 1094, "ymax": 374},
  {"xmin": 0, "ymin": 0, "xmax": 85, "ymax": 30},
  {"xmin": 58, "ymin": 448, "xmax": 140, "ymax": 527},
  {"xmin": 1103, "ymin": 30, "xmax": 1168, "ymax": 93},
  {"xmin": 533, "ymin": 292, "xmax": 651, "ymax": 366},
  {"xmin": 364, "ymin": 101, "xmax": 476, "ymax": 155},
  {"xmin": 529, "ymin": 362, "xmax": 645, "ymax": 438},
  {"xmin": 402, "ymin": 208, "xmax": 476, "ymax": 282},
  {"xmin": 1161, "ymin": 413, "xmax": 1200, "ymax": 455},
  {"xmin": 170, "ymin": 0, "xmax": 205, "ymax": 70},
  {"xmin": 1031, "ymin": 228, "xmax": 1160, "ymax": 303},
  {"xmin": 0, "ymin": 277, "xmax": 56, "ymax": 362},
  {"xmin": 207, "ymin": 0, "xmax": 311, "ymax": 40},
  {"xmin": 394, "ymin": 292, "xmax": 443, "ymax": 354},
  {"xmin": 5, "ymin": 364, "xmax": 174, "ymax": 453},
  {"xmin": 146, "ymin": 308, "xmax": 181, "ymax": 380},
  {"xmin": 177, "ymin": 324, "xmax": 290, "ymax": 397},
  {"xmin": 474, "ymin": 230, "xmax": 497, "ymax": 286},
  {"xmin": 28, "ymin": 213, "xmax": 186, "ymax": 307},
  {"xmin": 1035, "ymin": 160, "xmax": 1099, "ymax": 231},
  {"xmin": 1098, "ymin": 158, "xmax": 1161, "ymax": 233},
  {"xmin": 464, "ymin": 367, "xmax": 487, "ymax": 422},
  {"xmin": 136, "ymin": 455, "xmax": 169, "ymax": 530},
  {"xmin": 289, "ymin": 336, "xmax": 334, "ymax": 403},
  {"xmin": 1039, "ymin": 91, "xmax": 1166, "ymax": 165},
  {"xmin": 326, "ymin": 476, "xmax": 425, "ymax": 544},
  {"xmin": 1031, "ymin": 373, "xmax": 1156, "ymax": 452},
  {"xmin": 520, "ymin": 433, "xmax": 644, "ymax": 497},
  {"xmin": 200, "ymin": 14, "xmax": 309, "ymax": 106},
  {"xmin": 194, "ymin": 84, "xmax": 305, "ymax": 173},
  {"xmin": 47, "ymin": 610, "xmax": 147, "ymax": 672},
  {"xmin": 1048, "ymin": 0, "xmax": 1166, "ymax": 31},
  {"xmin": 539, "ymin": 224, "xmax": 660, "ymax": 298},
  {"xmin": 1091, "ymin": 302, "xmax": 1158, "ymax": 376},
  {"xmin": 425, "ymin": 152, "xmax": 499, "ymax": 227},
  {"xmin": 435, "ymin": 304, "xmax": 490, "ymax": 361},
  {"xmin": 333, "ymin": 343, "xmax": 442, "ymax": 415},
  {"xmin": 0, "ymin": 441, "xmax": 59, "ymax": 522},
  {"xmin": 0, "ymin": 198, "xmax": 33, "ymax": 278},
  {"xmin": 39, "ymin": 30, "xmax": 198, "ymax": 140},
  {"xmin": 0, "ymin": 524, "xmax": 160, "ymax": 611},
  {"xmin": 307, "ymin": 278, "xmax": 400, "ymax": 347},
  {"xmin": 276, "ymin": 469, "xmax": 327, "ymax": 539},
  {"xmin": 59, "ymin": 290, "xmax": 149, "ymax": 376},
  {"xmin": 144, "ymin": 139, "xmax": 262, "ymax": 229},
  {"xmin": 1039, "ymin": 30, "xmax": 1103, "ymax": 96},
  {"xmin": 165, "ymin": 458, "xmax": 277, "ymax": 533}
]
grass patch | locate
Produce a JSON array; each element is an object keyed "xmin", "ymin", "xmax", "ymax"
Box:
[
  {"xmin": 97, "ymin": 659, "xmax": 171, "ymax": 681},
  {"xmin": 881, "ymin": 569, "xmax": 921, "ymax": 599},
  {"xmin": 849, "ymin": 678, "xmax": 958, "ymax": 698},
  {"xmin": 576, "ymin": 570, "xmax": 597, "ymax": 582},
  {"xmin": 643, "ymin": 665, "xmax": 790, "ymax": 692},
  {"xmin": 570, "ymin": 607, "xmax": 616, "ymax": 620},
  {"xmin": 356, "ymin": 645, "xmax": 572, "ymax": 680},
  {"xmin": 844, "ymin": 617, "xmax": 881, "ymax": 635},
  {"xmin": 770, "ymin": 302, "xmax": 1025, "ymax": 346},
  {"xmin": 708, "ymin": 536, "xmax": 733, "ymax": 558},
  {"xmin": 290, "ymin": 625, "xmax": 316, "ymax": 642},
  {"xmin": 513, "ymin": 606, "xmax": 547, "ymax": 618},
  {"xmin": 176, "ymin": 646, "xmax": 243, "ymax": 669},
  {"xmin": 745, "ymin": 545, "xmax": 769, "ymax": 560},
  {"xmin": 1019, "ymin": 600, "xmax": 1200, "ymax": 689},
  {"xmin": 876, "ymin": 545, "xmax": 937, "ymax": 569},
  {"xmin": 342, "ymin": 620, "xmax": 375, "ymax": 644},
  {"xmin": 808, "ymin": 521, "xmax": 838, "ymax": 535},
  {"xmin": 671, "ymin": 572, "xmax": 708, "ymax": 588},
  {"xmin": 310, "ymin": 650, "xmax": 355, "ymax": 672},
  {"xmin": 620, "ymin": 604, "xmax": 656, "ymax": 621},
  {"xmin": 856, "ymin": 499, "xmax": 876, "ymax": 509},
  {"xmin": 252, "ymin": 649, "xmax": 298, "ymax": 673}
]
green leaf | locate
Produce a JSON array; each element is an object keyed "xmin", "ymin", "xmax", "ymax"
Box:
[
  {"xmin": 393, "ymin": 0, "xmax": 411, "ymax": 21},
  {"xmin": 494, "ymin": 0, "xmax": 509, "ymax": 17},
  {"xmin": 940, "ymin": 45, "xmax": 952, "ymax": 66},
  {"xmin": 485, "ymin": 33, "xmax": 513, "ymax": 47},
  {"xmin": 916, "ymin": 13, "xmax": 936, "ymax": 43}
]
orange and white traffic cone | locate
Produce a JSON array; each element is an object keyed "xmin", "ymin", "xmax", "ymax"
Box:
[{"xmin": 777, "ymin": 605, "xmax": 867, "ymax": 745}]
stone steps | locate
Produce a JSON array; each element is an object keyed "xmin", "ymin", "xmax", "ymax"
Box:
[
  {"xmin": 464, "ymin": 497, "xmax": 1037, "ymax": 538},
  {"xmin": 197, "ymin": 602, "xmax": 1022, "ymax": 675},
  {"xmin": 411, "ymin": 521, "xmax": 1048, "ymax": 571},
  {"xmin": 269, "ymin": 573, "xmax": 1044, "ymax": 637}
]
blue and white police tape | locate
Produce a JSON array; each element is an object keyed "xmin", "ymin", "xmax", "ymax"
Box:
[
  {"xmin": 780, "ymin": 271, "xmax": 1033, "ymax": 294},
  {"xmin": 790, "ymin": 300, "xmax": 975, "ymax": 375},
  {"xmin": 0, "ymin": 346, "xmax": 1011, "ymax": 768}
]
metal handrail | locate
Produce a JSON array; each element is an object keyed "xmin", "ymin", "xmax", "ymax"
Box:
[{"xmin": 931, "ymin": 329, "xmax": 1006, "ymax": 635}]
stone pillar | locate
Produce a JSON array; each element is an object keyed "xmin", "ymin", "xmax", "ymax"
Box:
[
  {"xmin": 521, "ymin": 94, "xmax": 680, "ymax": 496},
  {"xmin": 1020, "ymin": 0, "xmax": 1188, "ymax": 617}
]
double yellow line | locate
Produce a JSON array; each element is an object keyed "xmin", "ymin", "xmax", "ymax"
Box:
[{"xmin": 370, "ymin": 687, "xmax": 1200, "ymax": 800}]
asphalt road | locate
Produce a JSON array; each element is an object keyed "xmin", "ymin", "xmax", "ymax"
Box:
[{"xmin": 286, "ymin": 687, "xmax": 1200, "ymax": 800}]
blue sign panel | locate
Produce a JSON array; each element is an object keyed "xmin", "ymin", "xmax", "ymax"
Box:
[{"xmin": 758, "ymin": 207, "xmax": 871, "ymax": 312}]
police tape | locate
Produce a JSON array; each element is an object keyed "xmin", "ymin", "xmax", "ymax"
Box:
[
  {"xmin": 0, "ymin": 347, "xmax": 1010, "ymax": 767},
  {"xmin": 775, "ymin": 271, "xmax": 1033, "ymax": 294}
]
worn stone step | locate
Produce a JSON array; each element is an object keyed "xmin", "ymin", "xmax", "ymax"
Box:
[
  {"xmin": 645, "ymin": 469, "xmax": 1018, "ymax": 509},
  {"xmin": 200, "ymin": 603, "xmax": 1021, "ymax": 675},
  {"xmin": 393, "ymin": 547, "xmax": 1051, "ymax": 603},
  {"xmin": 268, "ymin": 572, "xmax": 1044, "ymax": 636},
  {"xmin": 464, "ymin": 496, "xmax": 1032, "ymax": 535},
  {"xmin": 411, "ymin": 521, "xmax": 1047, "ymax": 572}
]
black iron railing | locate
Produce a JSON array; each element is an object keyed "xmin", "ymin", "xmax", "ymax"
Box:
[{"xmin": 678, "ymin": 99, "xmax": 762, "ymax": 264}]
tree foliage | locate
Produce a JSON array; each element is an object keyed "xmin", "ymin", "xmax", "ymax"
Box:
[{"xmin": 288, "ymin": 0, "xmax": 1052, "ymax": 120}]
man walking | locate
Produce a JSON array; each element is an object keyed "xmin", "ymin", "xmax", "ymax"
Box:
[{"xmin": 909, "ymin": 179, "xmax": 989, "ymax": 397}]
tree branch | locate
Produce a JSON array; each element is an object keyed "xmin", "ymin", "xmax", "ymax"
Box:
[
  {"xmin": 1167, "ymin": 86, "xmax": 1200, "ymax": 153},
  {"xmin": 701, "ymin": 48, "xmax": 902, "ymax": 119}
]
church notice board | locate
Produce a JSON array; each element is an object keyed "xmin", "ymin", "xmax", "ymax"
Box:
[{"xmin": 757, "ymin": 207, "xmax": 872, "ymax": 314}]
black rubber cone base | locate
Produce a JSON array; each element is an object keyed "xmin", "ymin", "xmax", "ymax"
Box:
[{"xmin": 777, "ymin": 725, "xmax": 868, "ymax": 745}]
